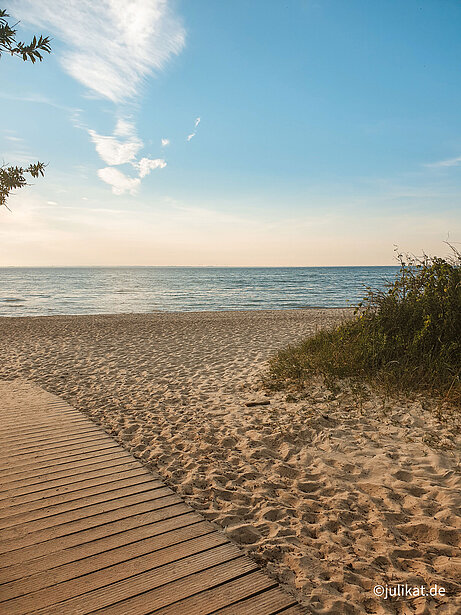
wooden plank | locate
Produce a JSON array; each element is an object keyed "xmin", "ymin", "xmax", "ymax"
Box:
[
  {"xmin": 1, "ymin": 425, "xmax": 105, "ymax": 449},
  {"xmin": 278, "ymin": 607, "xmax": 307, "ymax": 614},
  {"xmin": 213, "ymin": 586, "xmax": 303, "ymax": 614},
  {"xmin": 89, "ymin": 556, "xmax": 259, "ymax": 615},
  {"xmin": 4, "ymin": 536, "xmax": 233, "ymax": 615},
  {"xmin": 0, "ymin": 444, "xmax": 125, "ymax": 479},
  {"xmin": 0, "ymin": 419, "xmax": 92, "ymax": 431},
  {"xmin": 0, "ymin": 467, "xmax": 148, "ymax": 512},
  {"xmin": 151, "ymin": 570, "xmax": 277, "ymax": 615},
  {"xmin": 0, "ymin": 521, "xmax": 215, "ymax": 601},
  {"xmin": 1, "ymin": 434, "xmax": 109, "ymax": 458},
  {"xmin": 0, "ymin": 509, "xmax": 199, "ymax": 583},
  {"xmin": 0, "ymin": 411, "xmax": 86, "ymax": 427},
  {"xmin": 0, "ymin": 424, "xmax": 96, "ymax": 443},
  {"xmin": 0, "ymin": 409, "xmax": 84, "ymax": 424},
  {"xmin": 0, "ymin": 415, "xmax": 91, "ymax": 433},
  {"xmin": 0, "ymin": 459, "xmax": 142, "ymax": 500},
  {"xmin": 0, "ymin": 450, "xmax": 134, "ymax": 486},
  {"xmin": 0, "ymin": 438, "xmax": 119, "ymax": 472},
  {"xmin": 1, "ymin": 431, "xmax": 111, "ymax": 456},
  {"xmin": 1, "ymin": 401, "xmax": 81, "ymax": 415},
  {"xmin": 0, "ymin": 487, "xmax": 174, "ymax": 553},
  {"xmin": 0, "ymin": 500, "xmax": 189, "ymax": 569},
  {"xmin": 30, "ymin": 545, "xmax": 245, "ymax": 615},
  {"xmin": 0, "ymin": 475, "xmax": 156, "ymax": 529}
]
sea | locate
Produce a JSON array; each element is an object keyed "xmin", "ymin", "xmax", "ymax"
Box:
[{"xmin": 0, "ymin": 267, "xmax": 400, "ymax": 317}]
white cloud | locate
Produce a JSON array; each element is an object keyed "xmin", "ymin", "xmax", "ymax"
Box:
[
  {"xmin": 11, "ymin": 3, "xmax": 179, "ymax": 195},
  {"xmin": 113, "ymin": 119, "xmax": 137, "ymax": 138},
  {"xmin": 186, "ymin": 117, "xmax": 201, "ymax": 141},
  {"xmin": 161, "ymin": 138, "xmax": 170, "ymax": 147},
  {"xmin": 426, "ymin": 155, "xmax": 461, "ymax": 168},
  {"xmin": 137, "ymin": 157, "xmax": 167, "ymax": 178},
  {"xmin": 88, "ymin": 128, "xmax": 142, "ymax": 165},
  {"xmin": 88, "ymin": 120, "xmax": 167, "ymax": 191},
  {"xmin": 47, "ymin": 200, "xmax": 58, "ymax": 205},
  {"xmin": 85, "ymin": 118, "xmax": 168, "ymax": 194},
  {"xmin": 14, "ymin": 0, "xmax": 186, "ymax": 103},
  {"xmin": 98, "ymin": 167, "xmax": 141, "ymax": 195},
  {"xmin": 0, "ymin": 92, "xmax": 82, "ymax": 115}
]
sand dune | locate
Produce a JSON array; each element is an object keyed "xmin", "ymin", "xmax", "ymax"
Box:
[{"xmin": 0, "ymin": 310, "xmax": 459, "ymax": 614}]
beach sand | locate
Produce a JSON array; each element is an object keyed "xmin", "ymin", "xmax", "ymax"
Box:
[{"xmin": 0, "ymin": 309, "xmax": 459, "ymax": 614}]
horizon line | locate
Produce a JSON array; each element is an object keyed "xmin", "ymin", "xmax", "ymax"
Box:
[{"xmin": 0, "ymin": 264, "xmax": 399, "ymax": 268}]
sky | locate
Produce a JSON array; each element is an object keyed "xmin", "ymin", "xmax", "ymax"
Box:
[{"xmin": 1, "ymin": 0, "xmax": 460, "ymax": 266}]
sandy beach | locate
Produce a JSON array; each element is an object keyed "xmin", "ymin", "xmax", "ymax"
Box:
[{"xmin": 0, "ymin": 309, "xmax": 459, "ymax": 614}]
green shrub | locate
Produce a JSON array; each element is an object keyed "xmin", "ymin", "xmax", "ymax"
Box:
[{"xmin": 267, "ymin": 247, "xmax": 461, "ymax": 407}]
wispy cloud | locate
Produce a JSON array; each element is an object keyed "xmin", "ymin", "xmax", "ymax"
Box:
[
  {"xmin": 90, "ymin": 119, "xmax": 167, "ymax": 194},
  {"xmin": 425, "ymin": 155, "xmax": 461, "ymax": 168},
  {"xmin": 88, "ymin": 121, "xmax": 142, "ymax": 166},
  {"xmin": 186, "ymin": 117, "xmax": 201, "ymax": 141},
  {"xmin": 137, "ymin": 157, "xmax": 167, "ymax": 178},
  {"xmin": 0, "ymin": 92, "xmax": 82, "ymax": 114},
  {"xmin": 14, "ymin": 1, "xmax": 186, "ymax": 103},
  {"xmin": 12, "ymin": 2, "xmax": 182, "ymax": 196},
  {"xmin": 98, "ymin": 167, "xmax": 141, "ymax": 195},
  {"xmin": 114, "ymin": 119, "xmax": 136, "ymax": 138},
  {"xmin": 4, "ymin": 135, "xmax": 24, "ymax": 143},
  {"xmin": 2, "ymin": 130, "xmax": 41, "ymax": 166}
]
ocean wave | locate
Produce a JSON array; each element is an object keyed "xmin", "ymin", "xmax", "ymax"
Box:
[{"xmin": 2, "ymin": 298, "xmax": 26, "ymax": 302}]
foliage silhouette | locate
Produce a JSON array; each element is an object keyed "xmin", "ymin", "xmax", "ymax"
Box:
[{"xmin": 0, "ymin": 9, "xmax": 51, "ymax": 209}]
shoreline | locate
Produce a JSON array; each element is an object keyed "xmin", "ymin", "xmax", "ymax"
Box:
[
  {"xmin": 0, "ymin": 306, "xmax": 353, "ymax": 319},
  {"xmin": 0, "ymin": 310, "xmax": 459, "ymax": 613}
]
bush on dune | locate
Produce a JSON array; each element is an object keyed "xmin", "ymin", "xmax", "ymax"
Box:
[{"xmin": 267, "ymin": 246, "xmax": 461, "ymax": 408}]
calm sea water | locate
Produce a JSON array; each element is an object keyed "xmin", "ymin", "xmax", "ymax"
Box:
[{"xmin": 0, "ymin": 267, "xmax": 400, "ymax": 317}]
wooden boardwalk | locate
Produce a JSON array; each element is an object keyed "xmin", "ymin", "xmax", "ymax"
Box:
[{"xmin": 0, "ymin": 381, "xmax": 304, "ymax": 615}]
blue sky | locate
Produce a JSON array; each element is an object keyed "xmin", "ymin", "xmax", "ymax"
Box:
[{"xmin": 1, "ymin": 0, "xmax": 460, "ymax": 265}]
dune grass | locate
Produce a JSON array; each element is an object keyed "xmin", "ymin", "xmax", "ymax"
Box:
[{"xmin": 266, "ymin": 247, "xmax": 461, "ymax": 408}]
